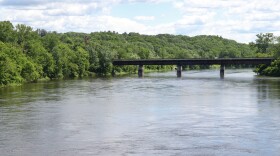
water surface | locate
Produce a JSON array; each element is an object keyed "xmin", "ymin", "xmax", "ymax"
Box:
[{"xmin": 1, "ymin": 69, "xmax": 280, "ymax": 155}]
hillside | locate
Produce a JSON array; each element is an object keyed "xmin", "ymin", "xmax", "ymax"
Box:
[{"xmin": 0, "ymin": 21, "xmax": 256, "ymax": 86}]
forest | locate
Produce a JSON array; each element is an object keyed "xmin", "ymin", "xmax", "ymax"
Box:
[{"xmin": 0, "ymin": 21, "xmax": 280, "ymax": 87}]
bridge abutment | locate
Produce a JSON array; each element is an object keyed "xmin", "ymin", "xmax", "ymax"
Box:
[
  {"xmin": 177, "ymin": 65, "xmax": 182, "ymax": 77},
  {"xmin": 138, "ymin": 65, "xmax": 144, "ymax": 77},
  {"xmin": 220, "ymin": 64, "xmax": 225, "ymax": 79}
]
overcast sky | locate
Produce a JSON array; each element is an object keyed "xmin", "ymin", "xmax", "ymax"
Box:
[{"xmin": 0, "ymin": 0, "xmax": 279, "ymax": 43}]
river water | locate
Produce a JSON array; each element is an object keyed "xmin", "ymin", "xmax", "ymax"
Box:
[{"xmin": 1, "ymin": 69, "xmax": 280, "ymax": 156}]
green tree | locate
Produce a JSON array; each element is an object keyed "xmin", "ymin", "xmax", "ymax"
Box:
[
  {"xmin": 42, "ymin": 33, "xmax": 60, "ymax": 51},
  {"xmin": 51, "ymin": 43, "xmax": 79, "ymax": 78},
  {"xmin": 24, "ymin": 40, "xmax": 55, "ymax": 78},
  {"xmin": 254, "ymin": 33, "xmax": 275, "ymax": 53},
  {"xmin": 0, "ymin": 21, "xmax": 16, "ymax": 43},
  {"xmin": 96, "ymin": 47, "xmax": 116, "ymax": 75},
  {"xmin": 75, "ymin": 46, "xmax": 89, "ymax": 77},
  {"xmin": 0, "ymin": 42, "xmax": 22, "ymax": 85},
  {"xmin": 15, "ymin": 24, "xmax": 38, "ymax": 45}
]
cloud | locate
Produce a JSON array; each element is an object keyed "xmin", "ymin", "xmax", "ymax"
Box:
[
  {"xmin": 1, "ymin": 0, "xmax": 97, "ymax": 5},
  {"xmin": 0, "ymin": 0, "xmax": 279, "ymax": 43},
  {"xmin": 134, "ymin": 16, "xmax": 155, "ymax": 21},
  {"xmin": 1, "ymin": 0, "xmax": 45, "ymax": 6},
  {"xmin": 0, "ymin": 0, "xmax": 171, "ymax": 33},
  {"xmin": 171, "ymin": 0, "xmax": 280, "ymax": 42},
  {"xmin": 43, "ymin": 2, "xmax": 100, "ymax": 16}
]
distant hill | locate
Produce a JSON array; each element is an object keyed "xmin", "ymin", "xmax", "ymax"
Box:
[{"xmin": 0, "ymin": 21, "xmax": 256, "ymax": 86}]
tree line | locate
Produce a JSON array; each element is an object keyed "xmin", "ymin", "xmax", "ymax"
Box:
[{"xmin": 1, "ymin": 21, "xmax": 279, "ymax": 87}]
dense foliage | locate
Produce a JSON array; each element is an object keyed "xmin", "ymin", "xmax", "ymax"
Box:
[
  {"xmin": 0, "ymin": 21, "xmax": 257, "ymax": 86},
  {"xmin": 250, "ymin": 33, "xmax": 280, "ymax": 76}
]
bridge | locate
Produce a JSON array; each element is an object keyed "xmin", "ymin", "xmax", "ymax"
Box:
[{"xmin": 113, "ymin": 58, "xmax": 274, "ymax": 78}]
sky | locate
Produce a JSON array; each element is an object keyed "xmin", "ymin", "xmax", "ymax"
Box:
[{"xmin": 0, "ymin": 0, "xmax": 280, "ymax": 43}]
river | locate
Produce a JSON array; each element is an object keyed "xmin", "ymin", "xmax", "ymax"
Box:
[{"xmin": 1, "ymin": 69, "xmax": 280, "ymax": 156}]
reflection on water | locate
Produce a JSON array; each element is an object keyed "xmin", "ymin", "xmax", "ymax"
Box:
[
  {"xmin": 1, "ymin": 69, "xmax": 280, "ymax": 156},
  {"xmin": 256, "ymin": 78, "xmax": 280, "ymax": 101}
]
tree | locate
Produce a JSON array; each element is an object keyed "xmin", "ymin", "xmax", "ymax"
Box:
[
  {"xmin": 75, "ymin": 46, "xmax": 89, "ymax": 77},
  {"xmin": 0, "ymin": 42, "xmax": 22, "ymax": 85},
  {"xmin": 96, "ymin": 47, "xmax": 116, "ymax": 75},
  {"xmin": 24, "ymin": 40, "xmax": 55, "ymax": 78},
  {"xmin": 37, "ymin": 29, "xmax": 48, "ymax": 37},
  {"xmin": 42, "ymin": 33, "xmax": 60, "ymax": 51},
  {"xmin": 87, "ymin": 45, "xmax": 99, "ymax": 73},
  {"xmin": 15, "ymin": 24, "xmax": 38, "ymax": 45},
  {"xmin": 254, "ymin": 33, "xmax": 275, "ymax": 53},
  {"xmin": 0, "ymin": 21, "xmax": 16, "ymax": 43},
  {"xmin": 269, "ymin": 37, "xmax": 280, "ymax": 57}
]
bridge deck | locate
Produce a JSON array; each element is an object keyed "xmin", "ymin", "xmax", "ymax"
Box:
[{"xmin": 113, "ymin": 58, "xmax": 274, "ymax": 66}]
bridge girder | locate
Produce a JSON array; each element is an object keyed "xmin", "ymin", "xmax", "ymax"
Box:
[{"xmin": 113, "ymin": 58, "xmax": 274, "ymax": 66}]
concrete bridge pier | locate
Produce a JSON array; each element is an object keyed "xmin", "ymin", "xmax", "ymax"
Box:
[
  {"xmin": 138, "ymin": 65, "xmax": 144, "ymax": 77},
  {"xmin": 177, "ymin": 65, "xmax": 182, "ymax": 77},
  {"xmin": 220, "ymin": 64, "xmax": 225, "ymax": 79}
]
